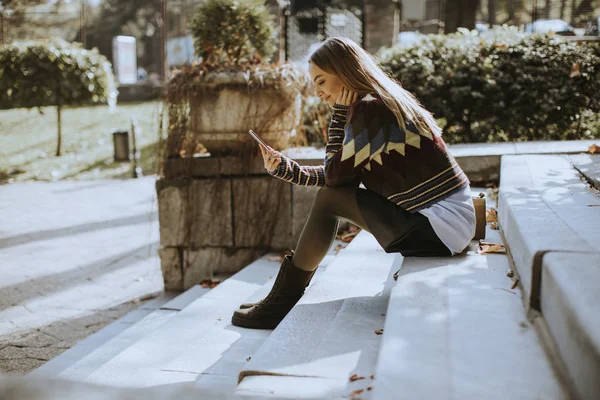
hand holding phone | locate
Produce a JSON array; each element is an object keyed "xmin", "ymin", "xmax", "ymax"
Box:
[
  {"xmin": 249, "ymin": 130, "xmax": 282, "ymax": 173},
  {"xmin": 248, "ymin": 130, "xmax": 268, "ymax": 149}
]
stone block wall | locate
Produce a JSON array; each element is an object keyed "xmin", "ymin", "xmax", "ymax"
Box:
[{"xmin": 156, "ymin": 153, "xmax": 321, "ymax": 291}]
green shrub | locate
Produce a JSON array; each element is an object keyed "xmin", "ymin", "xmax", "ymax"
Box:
[
  {"xmin": 377, "ymin": 27, "xmax": 600, "ymax": 143},
  {"xmin": 190, "ymin": 0, "xmax": 277, "ymax": 67},
  {"xmin": 0, "ymin": 38, "xmax": 116, "ymax": 110},
  {"xmin": 0, "ymin": 39, "xmax": 117, "ymax": 155}
]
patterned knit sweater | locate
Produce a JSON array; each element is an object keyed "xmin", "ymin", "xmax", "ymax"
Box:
[{"xmin": 270, "ymin": 98, "xmax": 469, "ymax": 213}]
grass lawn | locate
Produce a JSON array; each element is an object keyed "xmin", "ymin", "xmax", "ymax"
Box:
[{"xmin": 0, "ymin": 101, "xmax": 165, "ymax": 184}]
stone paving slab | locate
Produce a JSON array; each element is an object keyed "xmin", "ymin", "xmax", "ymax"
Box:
[
  {"xmin": 373, "ymin": 226, "xmax": 568, "ymax": 400},
  {"xmin": 569, "ymin": 154, "xmax": 600, "ymax": 190},
  {"xmin": 498, "ymin": 155, "xmax": 600, "ymax": 306},
  {"xmin": 541, "ymin": 251, "xmax": 600, "ymax": 400},
  {"xmin": 236, "ymin": 232, "xmax": 396, "ymax": 399},
  {"xmin": 0, "ymin": 177, "xmax": 164, "ymax": 374}
]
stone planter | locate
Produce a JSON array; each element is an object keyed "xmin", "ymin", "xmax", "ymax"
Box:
[{"xmin": 188, "ymin": 71, "xmax": 303, "ymax": 154}]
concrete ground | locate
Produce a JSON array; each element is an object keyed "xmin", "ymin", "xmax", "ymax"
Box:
[{"xmin": 0, "ymin": 176, "xmax": 164, "ymax": 374}]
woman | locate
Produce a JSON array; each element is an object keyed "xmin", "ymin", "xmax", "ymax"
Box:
[{"xmin": 232, "ymin": 37, "xmax": 476, "ymax": 330}]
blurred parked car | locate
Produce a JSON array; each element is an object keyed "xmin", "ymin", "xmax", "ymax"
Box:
[{"xmin": 525, "ymin": 19, "xmax": 575, "ymax": 36}]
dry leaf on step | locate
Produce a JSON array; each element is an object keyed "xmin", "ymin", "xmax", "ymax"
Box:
[
  {"xmin": 200, "ymin": 279, "xmax": 221, "ymax": 288},
  {"xmin": 506, "ymin": 269, "xmax": 514, "ymax": 278},
  {"xmin": 367, "ymin": 386, "xmax": 373, "ymax": 391},
  {"xmin": 477, "ymin": 241, "xmax": 506, "ymax": 254},
  {"xmin": 350, "ymin": 389, "xmax": 364, "ymax": 397},
  {"xmin": 374, "ymin": 329, "xmax": 384, "ymax": 335},
  {"xmin": 266, "ymin": 254, "xmax": 283, "ymax": 263},
  {"xmin": 589, "ymin": 144, "xmax": 599, "ymax": 154},
  {"xmin": 511, "ymin": 279, "xmax": 519, "ymax": 290},
  {"xmin": 490, "ymin": 222, "xmax": 499, "ymax": 230},
  {"xmin": 486, "ymin": 207, "xmax": 498, "ymax": 222},
  {"xmin": 349, "ymin": 374, "xmax": 365, "ymax": 382},
  {"xmin": 342, "ymin": 231, "xmax": 358, "ymax": 242}
]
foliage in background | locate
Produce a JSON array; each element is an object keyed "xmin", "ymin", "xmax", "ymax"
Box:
[
  {"xmin": 377, "ymin": 27, "xmax": 600, "ymax": 143},
  {"xmin": 0, "ymin": 38, "xmax": 117, "ymax": 155},
  {"xmin": 190, "ymin": 0, "xmax": 277, "ymax": 67}
]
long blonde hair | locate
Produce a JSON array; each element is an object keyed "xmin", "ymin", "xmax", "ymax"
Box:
[{"xmin": 309, "ymin": 37, "xmax": 441, "ymax": 137}]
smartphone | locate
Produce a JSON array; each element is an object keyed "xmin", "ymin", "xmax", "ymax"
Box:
[{"xmin": 248, "ymin": 130, "xmax": 268, "ymax": 149}]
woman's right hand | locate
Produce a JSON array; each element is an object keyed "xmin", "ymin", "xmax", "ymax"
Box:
[
  {"xmin": 259, "ymin": 143, "xmax": 282, "ymax": 173},
  {"xmin": 335, "ymin": 86, "xmax": 358, "ymax": 107}
]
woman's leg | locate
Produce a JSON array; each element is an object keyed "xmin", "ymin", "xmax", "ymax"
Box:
[{"xmin": 292, "ymin": 185, "xmax": 370, "ymax": 272}]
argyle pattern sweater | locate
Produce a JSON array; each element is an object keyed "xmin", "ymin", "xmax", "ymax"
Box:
[{"xmin": 269, "ymin": 98, "xmax": 469, "ymax": 213}]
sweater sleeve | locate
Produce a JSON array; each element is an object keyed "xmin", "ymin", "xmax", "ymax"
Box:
[{"xmin": 268, "ymin": 104, "xmax": 351, "ymax": 187}]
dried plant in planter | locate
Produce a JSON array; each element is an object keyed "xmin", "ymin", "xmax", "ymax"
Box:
[{"xmin": 159, "ymin": 0, "xmax": 309, "ymax": 169}]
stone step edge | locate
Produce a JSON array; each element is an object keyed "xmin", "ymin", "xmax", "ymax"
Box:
[
  {"xmin": 237, "ymin": 231, "xmax": 393, "ymax": 389},
  {"xmin": 28, "ymin": 291, "xmax": 172, "ymax": 378}
]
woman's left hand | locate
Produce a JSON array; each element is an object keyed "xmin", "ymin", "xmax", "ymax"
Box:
[{"xmin": 335, "ymin": 86, "xmax": 358, "ymax": 107}]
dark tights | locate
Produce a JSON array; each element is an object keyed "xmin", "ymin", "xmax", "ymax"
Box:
[{"xmin": 292, "ymin": 186, "xmax": 370, "ymax": 272}]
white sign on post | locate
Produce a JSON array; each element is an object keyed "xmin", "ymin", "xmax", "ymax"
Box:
[{"xmin": 112, "ymin": 36, "xmax": 137, "ymax": 85}]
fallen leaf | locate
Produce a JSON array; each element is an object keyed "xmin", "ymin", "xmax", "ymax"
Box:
[
  {"xmin": 367, "ymin": 386, "xmax": 373, "ymax": 391},
  {"xmin": 511, "ymin": 278, "xmax": 519, "ymax": 290},
  {"xmin": 589, "ymin": 144, "xmax": 599, "ymax": 154},
  {"xmin": 246, "ymin": 356, "xmax": 251, "ymax": 361},
  {"xmin": 266, "ymin": 254, "xmax": 283, "ymax": 263},
  {"xmin": 486, "ymin": 207, "xmax": 498, "ymax": 222},
  {"xmin": 477, "ymin": 241, "xmax": 505, "ymax": 254},
  {"xmin": 370, "ymin": 374, "xmax": 375, "ymax": 379},
  {"xmin": 490, "ymin": 222, "xmax": 499, "ymax": 230},
  {"xmin": 506, "ymin": 269, "xmax": 514, "ymax": 278},
  {"xmin": 200, "ymin": 279, "xmax": 221, "ymax": 288},
  {"xmin": 374, "ymin": 329, "xmax": 384, "ymax": 335},
  {"xmin": 393, "ymin": 269, "xmax": 400, "ymax": 281},
  {"xmin": 350, "ymin": 389, "xmax": 364, "ymax": 396},
  {"xmin": 569, "ymin": 63, "xmax": 581, "ymax": 78},
  {"xmin": 349, "ymin": 374, "xmax": 365, "ymax": 382}
]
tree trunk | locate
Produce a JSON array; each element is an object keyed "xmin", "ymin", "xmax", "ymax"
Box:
[
  {"xmin": 444, "ymin": 0, "xmax": 479, "ymax": 33},
  {"xmin": 56, "ymin": 104, "xmax": 62, "ymax": 157},
  {"xmin": 560, "ymin": 0, "xmax": 567, "ymax": 19},
  {"xmin": 489, "ymin": 0, "xmax": 496, "ymax": 25}
]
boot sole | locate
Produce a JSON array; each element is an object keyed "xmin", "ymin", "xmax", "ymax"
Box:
[{"xmin": 231, "ymin": 314, "xmax": 281, "ymax": 330}]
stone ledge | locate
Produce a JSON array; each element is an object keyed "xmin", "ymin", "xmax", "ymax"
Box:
[
  {"xmin": 540, "ymin": 251, "xmax": 600, "ymax": 400},
  {"xmin": 498, "ymin": 155, "xmax": 600, "ymax": 308},
  {"xmin": 373, "ymin": 236, "xmax": 566, "ymax": 399}
]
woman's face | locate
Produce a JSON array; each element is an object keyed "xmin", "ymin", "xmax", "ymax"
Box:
[{"xmin": 309, "ymin": 62, "xmax": 342, "ymax": 108}]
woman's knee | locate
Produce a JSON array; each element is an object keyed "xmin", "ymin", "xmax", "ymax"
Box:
[{"xmin": 316, "ymin": 185, "xmax": 354, "ymax": 204}]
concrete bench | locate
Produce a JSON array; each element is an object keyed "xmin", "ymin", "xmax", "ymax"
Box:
[
  {"xmin": 498, "ymin": 154, "xmax": 600, "ymax": 400},
  {"xmin": 371, "ymin": 225, "xmax": 567, "ymax": 400},
  {"xmin": 498, "ymin": 155, "xmax": 600, "ymax": 308}
]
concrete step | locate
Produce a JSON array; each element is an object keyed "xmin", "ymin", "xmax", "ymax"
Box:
[
  {"xmin": 373, "ymin": 225, "xmax": 569, "ymax": 400},
  {"xmin": 77, "ymin": 256, "xmax": 281, "ymax": 388},
  {"xmin": 50, "ymin": 285, "xmax": 212, "ymax": 382},
  {"xmin": 498, "ymin": 154, "xmax": 600, "ymax": 307},
  {"xmin": 236, "ymin": 232, "xmax": 397, "ymax": 399},
  {"xmin": 192, "ymin": 256, "xmax": 334, "ymax": 397},
  {"xmin": 541, "ymin": 252, "xmax": 600, "ymax": 400},
  {"xmin": 28, "ymin": 294, "xmax": 177, "ymax": 379}
]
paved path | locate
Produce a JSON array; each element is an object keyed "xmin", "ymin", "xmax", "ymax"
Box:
[{"xmin": 0, "ymin": 176, "xmax": 164, "ymax": 374}]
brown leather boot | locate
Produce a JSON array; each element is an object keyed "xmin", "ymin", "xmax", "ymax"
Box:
[
  {"xmin": 231, "ymin": 255, "xmax": 314, "ymax": 329},
  {"xmin": 238, "ymin": 258, "xmax": 317, "ymax": 309}
]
